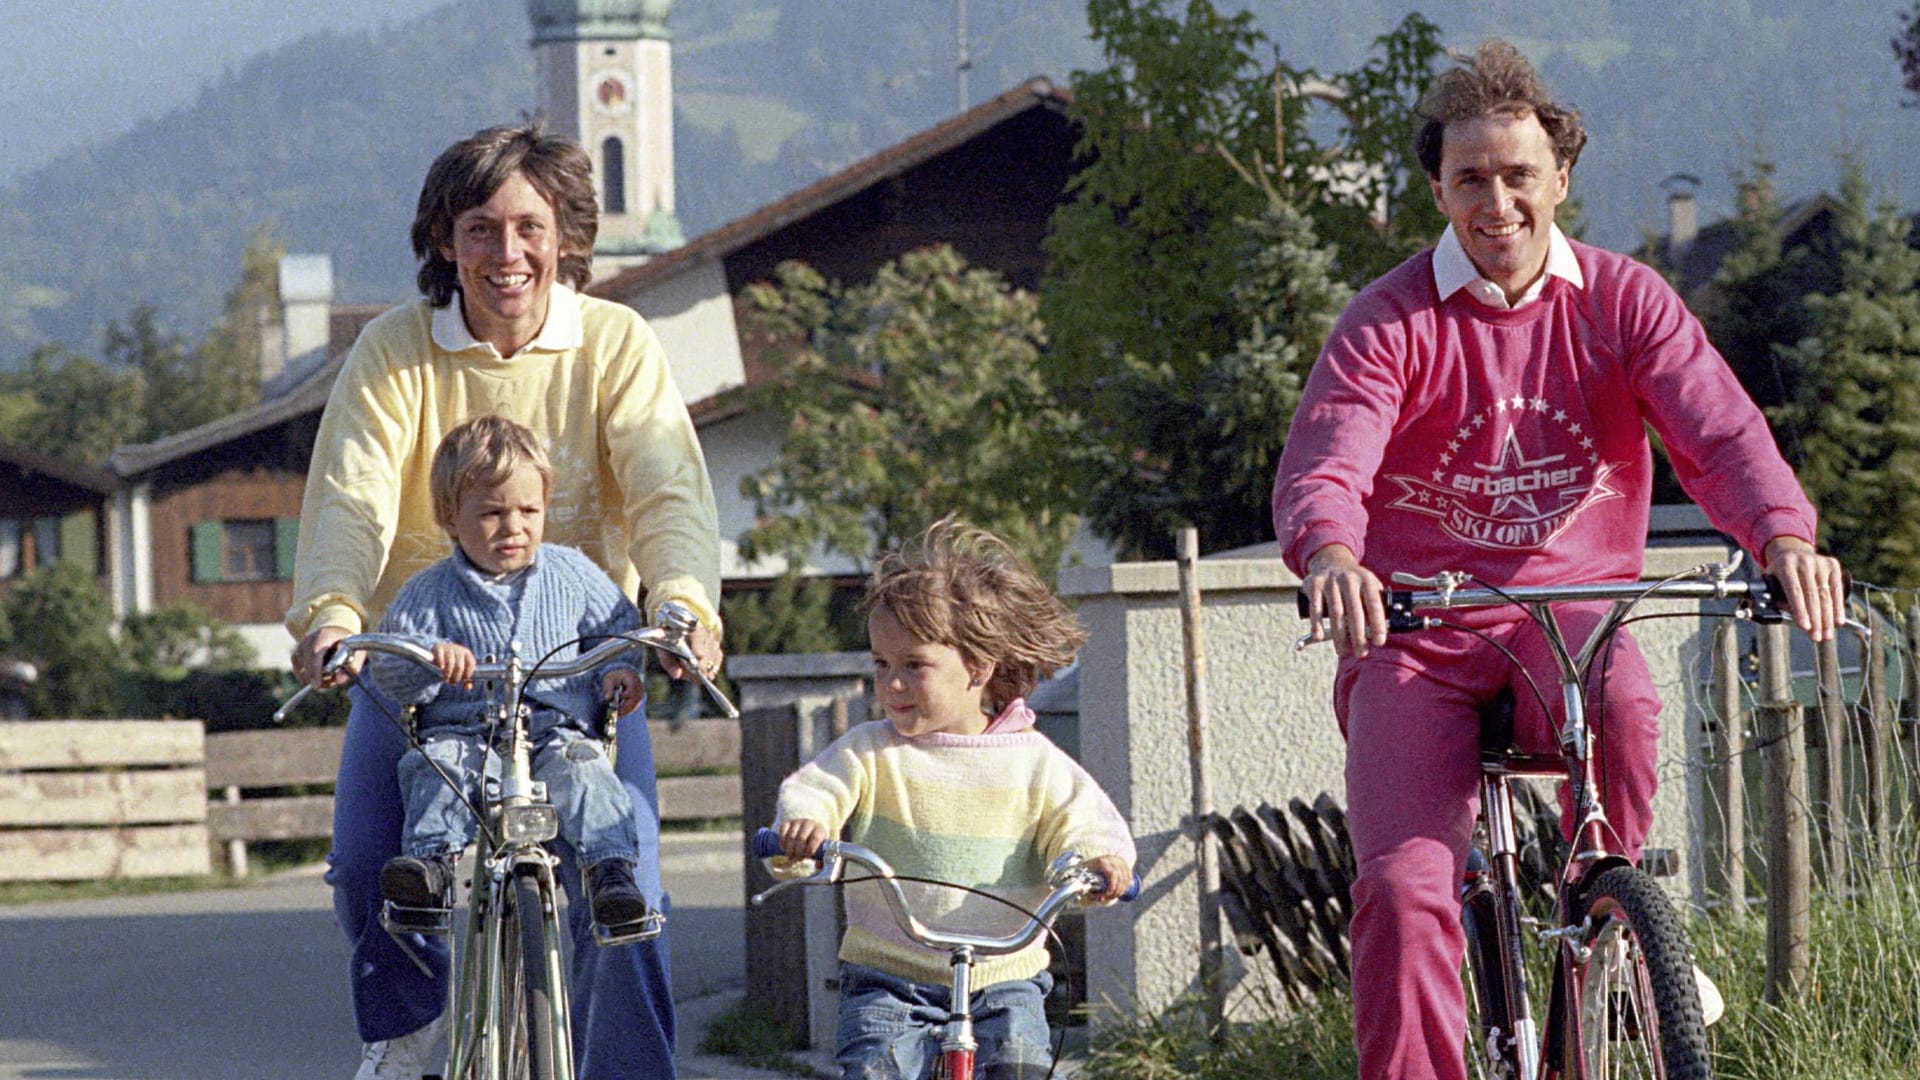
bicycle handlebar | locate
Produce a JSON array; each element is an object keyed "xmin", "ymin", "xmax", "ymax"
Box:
[
  {"xmin": 274, "ymin": 600, "xmax": 740, "ymax": 721},
  {"xmin": 747, "ymin": 827, "xmax": 1139, "ymax": 956}
]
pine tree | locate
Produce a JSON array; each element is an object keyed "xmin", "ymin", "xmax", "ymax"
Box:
[{"xmin": 1770, "ymin": 161, "xmax": 1920, "ymax": 587}]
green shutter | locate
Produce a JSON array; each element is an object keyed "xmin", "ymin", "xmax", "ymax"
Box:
[
  {"xmin": 274, "ymin": 518, "xmax": 299, "ymax": 580},
  {"xmin": 190, "ymin": 521, "xmax": 224, "ymax": 583},
  {"xmin": 58, "ymin": 512, "xmax": 95, "ymax": 573}
]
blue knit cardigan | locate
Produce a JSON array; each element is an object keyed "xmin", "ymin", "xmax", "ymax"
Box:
[{"xmin": 366, "ymin": 543, "xmax": 642, "ymax": 731}]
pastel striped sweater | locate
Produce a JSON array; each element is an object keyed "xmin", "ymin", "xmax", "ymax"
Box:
[
  {"xmin": 366, "ymin": 543, "xmax": 641, "ymax": 729},
  {"xmin": 773, "ymin": 702, "xmax": 1137, "ymax": 988}
]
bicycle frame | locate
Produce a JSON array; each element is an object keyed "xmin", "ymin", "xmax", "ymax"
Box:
[
  {"xmin": 284, "ymin": 602, "xmax": 737, "ymax": 1080},
  {"xmin": 748, "ymin": 830, "xmax": 1139, "ymax": 1080},
  {"xmin": 1300, "ymin": 560, "xmax": 1816, "ymax": 1079}
]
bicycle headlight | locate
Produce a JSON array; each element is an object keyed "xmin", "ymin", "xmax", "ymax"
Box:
[{"xmin": 501, "ymin": 804, "xmax": 560, "ymax": 844}]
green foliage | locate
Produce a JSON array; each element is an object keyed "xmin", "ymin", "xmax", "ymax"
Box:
[
  {"xmin": 0, "ymin": 344, "xmax": 145, "ymax": 463},
  {"xmin": 120, "ymin": 603, "xmax": 258, "ymax": 676},
  {"xmin": 1081, "ymin": 991, "xmax": 1358, "ymax": 1079},
  {"xmin": 720, "ymin": 573, "xmax": 861, "ymax": 657},
  {"xmin": 1769, "ymin": 160, "xmax": 1920, "ymax": 588},
  {"xmin": 1, "ymin": 562, "xmax": 118, "ymax": 716},
  {"xmin": 739, "ymin": 245, "xmax": 1085, "ymax": 577},
  {"xmin": 1041, "ymin": 2, "xmax": 1442, "ymax": 557}
]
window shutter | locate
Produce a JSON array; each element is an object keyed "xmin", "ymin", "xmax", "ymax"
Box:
[
  {"xmin": 274, "ymin": 518, "xmax": 299, "ymax": 580},
  {"xmin": 58, "ymin": 512, "xmax": 95, "ymax": 573},
  {"xmin": 190, "ymin": 521, "xmax": 224, "ymax": 583}
]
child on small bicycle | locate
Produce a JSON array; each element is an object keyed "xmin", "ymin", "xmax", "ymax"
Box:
[
  {"xmin": 365, "ymin": 414, "xmax": 650, "ymax": 930},
  {"xmin": 773, "ymin": 518, "xmax": 1136, "ymax": 1080}
]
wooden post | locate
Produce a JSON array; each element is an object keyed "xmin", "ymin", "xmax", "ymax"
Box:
[
  {"xmin": 1708, "ymin": 623, "xmax": 1747, "ymax": 915},
  {"xmin": 223, "ymin": 785, "xmax": 249, "ymax": 878},
  {"xmin": 1175, "ymin": 526, "xmax": 1226, "ymax": 1035},
  {"xmin": 1756, "ymin": 619, "xmax": 1810, "ymax": 1004},
  {"xmin": 1812, "ymin": 637, "xmax": 1849, "ymax": 890},
  {"xmin": 1861, "ymin": 613, "xmax": 1892, "ymax": 895}
]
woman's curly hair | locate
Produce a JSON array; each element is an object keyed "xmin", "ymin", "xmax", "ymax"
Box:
[
  {"xmin": 1413, "ymin": 40, "xmax": 1587, "ymax": 179},
  {"xmin": 864, "ymin": 518, "xmax": 1086, "ymax": 713}
]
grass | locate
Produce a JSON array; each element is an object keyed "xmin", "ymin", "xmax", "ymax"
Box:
[
  {"xmin": 697, "ymin": 999, "xmax": 829, "ymax": 1078},
  {"xmin": 1077, "ymin": 875, "xmax": 1920, "ymax": 1079}
]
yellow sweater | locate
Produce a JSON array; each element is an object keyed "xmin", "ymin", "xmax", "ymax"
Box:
[{"xmin": 286, "ymin": 286, "xmax": 720, "ymax": 638}]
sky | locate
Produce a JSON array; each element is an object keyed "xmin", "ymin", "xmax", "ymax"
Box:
[{"xmin": 0, "ymin": 0, "xmax": 449, "ymax": 184}]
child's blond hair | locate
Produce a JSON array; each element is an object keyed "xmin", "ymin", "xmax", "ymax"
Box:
[
  {"xmin": 863, "ymin": 517, "xmax": 1087, "ymax": 712},
  {"xmin": 429, "ymin": 414, "xmax": 554, "ymax": 527}
]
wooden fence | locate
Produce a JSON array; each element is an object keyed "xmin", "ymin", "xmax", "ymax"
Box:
[
  {"xmin": 0, "ymin": 718, "xmax": 745, "ymax": 882},
  {"xmin": 1701, "ymin": 600, "xmax": 1919, "ymax": 1003}
]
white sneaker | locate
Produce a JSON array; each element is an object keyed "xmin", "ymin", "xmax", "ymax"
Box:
[
  {"xmin": 1693, "ymin": 964, "xmax": 1726, "ymax": 1027},
  {"xmin": 354, "ymin": 1013, "xmax": 445, "ymax": 1080}
]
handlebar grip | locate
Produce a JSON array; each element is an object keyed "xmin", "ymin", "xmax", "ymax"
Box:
[
  {"xmin": 1104, "ymin": 873, "xmax": 1142, "ymax": 902},
  {"xmin": 751, "ymin": 826, "xmax": 824, "ymax": 861}
]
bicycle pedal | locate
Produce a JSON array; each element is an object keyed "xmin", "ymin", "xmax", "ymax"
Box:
[
  {"xmin": 380, "ymin": 898, "xmax": 454, "ymax": 936},
  {"xmin": 592, "ymin": 910, "xmax": 666, "ymax": 947}
]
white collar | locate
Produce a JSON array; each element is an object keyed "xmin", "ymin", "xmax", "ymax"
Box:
[
  {"xmin": 1432, "ymin": 224, "xmax": 1584, "ymax": 310},
  {"xmin": 431, "ymin": 283, "xmax": 584, "ymax": 357}
]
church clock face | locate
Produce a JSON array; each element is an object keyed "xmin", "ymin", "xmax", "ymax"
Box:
[{"xmin": 591, "ymin": 71, "xmax": 633, "ymax": 116}]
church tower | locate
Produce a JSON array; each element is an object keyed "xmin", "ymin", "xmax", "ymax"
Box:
[{"xmin": 528, "ymin": 0, "xmax": 684, "ymax": 268}]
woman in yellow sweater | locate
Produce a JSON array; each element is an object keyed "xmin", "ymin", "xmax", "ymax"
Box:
[{"xmin": 287, "ymin": 123, "xmax": 720, "ymax": 1080}]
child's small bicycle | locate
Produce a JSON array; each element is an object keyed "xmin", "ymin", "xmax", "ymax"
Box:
[
  {"xmin": 278, "ymin": 602, "xmax": 736, "ymax": 1080},
  {"xmin": 748, "ymin": 827, "xmax": 1139, "ymax": 1080}
]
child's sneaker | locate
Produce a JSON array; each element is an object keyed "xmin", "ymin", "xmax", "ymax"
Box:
[
  {"xmin": 586, "ymin": 859, "xmax": 651, "ymax": 926},
  {"xmin": 380, "ymin": 853, "xmax": 455, "ymax": 910}
]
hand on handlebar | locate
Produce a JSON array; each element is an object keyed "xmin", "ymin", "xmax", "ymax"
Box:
[
  {"xmin": 602, "ymin": 668, "xmax": 643, "ymax": 715},
  {"xmin": 1081, "ymin": 854, "xmax": 1134, "ymax": 904},
  {"xmin": 291, "ymin": 625, "xmax": 360, "ymax": 690},
  {"xmin": 1301, "ymin": 544, "xmax": 1389, "ymax": 657},
  {"xmin": 655, "ymin": 619, "xmax": 723, "ymax": 683},
  {"xmin": 432, "ymin": 642, "xmax": 477, "ymax": 689},
  {"xmin": 776, "ymin": 818, "xmax": 830, "ymax": 862},
  {"xmin": 1763, "ymin": 536, "xmax": 1848, "ymax": 643}
]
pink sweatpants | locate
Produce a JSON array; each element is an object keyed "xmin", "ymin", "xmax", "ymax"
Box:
[{"xmin": 1332, "ymin": 606, "xmax": 1661, "ymax": 1080}]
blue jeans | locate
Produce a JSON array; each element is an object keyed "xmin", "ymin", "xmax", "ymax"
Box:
[
  {"xmin": 398, "ymin": 721, "xmax": 640, "ymax": 865},
  {"xmin": 835, "ymin": 962, "xmax": 1055, "ymax": 1080},
  {"xmin": 328, "ymin": 682, "xmax": 676, "ymax": 1077}
]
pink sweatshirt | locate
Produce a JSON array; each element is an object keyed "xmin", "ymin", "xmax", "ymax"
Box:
[{"xmin": 1272, "ymin": 240, "xmax": 1816, "ymax": 586}]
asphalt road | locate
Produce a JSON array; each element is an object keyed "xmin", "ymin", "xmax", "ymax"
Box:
[{"xmin": 0, "ymin": 833, "xmax": 756, "ymax": 1080}]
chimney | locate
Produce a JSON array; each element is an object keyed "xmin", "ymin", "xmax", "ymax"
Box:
[
  {"xmin": 1661, "ymin": 173, "xmax": 1701, "ymax": 260},
  {"xmin": 278, "ymin": 254, "xmax": 334, "ymax": 384}
]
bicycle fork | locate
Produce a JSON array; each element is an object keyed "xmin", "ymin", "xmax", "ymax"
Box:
[
  {"xmin": 1466, "ymin": 771, "xmax": 1542, "ymax": 1080},
  {"xmin": 941, "ymin": 946, "xmax": 979, "ymax": 1080}
]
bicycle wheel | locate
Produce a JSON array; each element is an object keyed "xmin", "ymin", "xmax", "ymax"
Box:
[
  {"xmin": 1561, "ymin": 866, "xmax": 1710, "ymax": 1080},
  {"xmin": 1462, "ymin": 888, "xmax": 1519, "ymax": 1079},
  {"xmin": 513, "ymin": 870, "xmax": 560, "ymax": 1080}
]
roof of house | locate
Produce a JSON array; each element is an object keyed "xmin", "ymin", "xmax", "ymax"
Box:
[
  {"xmin": 0, "ymin": 441, "xmax": 122, "ymax": 495},
  {"xmin": 590, "ymin": 76, "xmax": 1072, "ymax": 303},
  {"xmin": 1644, "ymin": 194, "xmax": 1839, "ymax": 298}
]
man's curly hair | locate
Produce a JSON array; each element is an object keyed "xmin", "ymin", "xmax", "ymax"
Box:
[
  {"xmin": 1413, "ymin": 40, "xmax": 1587, "ymax": 180},
  {"xmin": 863, "ymin": 518, "xmax": 1086, "ymax": 713}
]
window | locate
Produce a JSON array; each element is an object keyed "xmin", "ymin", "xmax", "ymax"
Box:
[
  {"xmin": 191, "ymin": 518, "xmax": 298, "ymax": 583},
  {"xmin": 602, "ymin": 136, "xmax": 627, "ymax": 215},
  {"xmin": 0, "ymin": 515, "xmax": 69, "ymax": 579}
]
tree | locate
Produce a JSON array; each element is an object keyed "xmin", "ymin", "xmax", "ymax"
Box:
[
  {"xmin": 720, "ymin": 573, "xmax": 857, "ymax": 657},
  {"xmin": 2, "ymin": 562, "xmax": 118, "ymax": 717},
  {"xmin": 1, "ymin": 344, "xmax": 145, "ymax": 463},
  {"xmin": 739, "ymin": 245, "xmax": 1086, "ymax": 578},
  {"xmin": 1770, "ymin": 161, "xmax": 1920, "ymax": 588},
  {"xmin": 1896, "ymin": 3, "xmax": 1920, "ymax": 105},
  {"xmin": 1040, "ymin": 1, "xmax": 1443, "ymax": 556}
]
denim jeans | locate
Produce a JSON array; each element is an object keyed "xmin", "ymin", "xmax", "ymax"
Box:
[
  {"xmin": 398, "ymin": 721, "xmax": 640, "ymax": 865},
  {"xmin": 327, "ymin": 682, "xmax": 676, "ymax": 1077},
  {"xmin": 835, "ymin": 961, "xmax": 1055, "ymax": 1080}
]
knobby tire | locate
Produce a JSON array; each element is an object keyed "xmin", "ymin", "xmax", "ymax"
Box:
[{"xmin": 1562, "ymin": 866, "xmax": 1710, "ymax": 1080}]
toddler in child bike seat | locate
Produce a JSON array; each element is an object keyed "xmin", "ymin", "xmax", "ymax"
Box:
[
  {"xmin": 364, "ymin": 415, "xmax": 650, "ymax": 930},
  {"xmin": 771, "ymin": 518, "xmax": 1137, "ymax": 1080}
]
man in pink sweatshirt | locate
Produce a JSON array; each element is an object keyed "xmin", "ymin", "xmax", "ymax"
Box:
[{"xmin": 1270, "ymin": 39, "xmax": 1847, "ymax": 1080}]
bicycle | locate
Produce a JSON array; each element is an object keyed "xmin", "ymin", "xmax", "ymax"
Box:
[
  {"xmin": 747, "ymin": 827, "xmax": 1140, "ymax": 1080},
  {"xmin": 276, "ymin": 601, "xmax": 738, "ymax": 1080},
  {"xmin": 1295, "ymin": 559, "xmax": 1835, "ymax": 1080}
]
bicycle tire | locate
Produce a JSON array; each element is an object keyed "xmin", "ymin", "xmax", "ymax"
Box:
[
  {"xmin": 514, "ymin": 870, "xmax": 560, "ymax": 1080},
  {"xmin": 1462, "ymin": 887, "xmax": 1520, "ymax": 1079},
  {"xmin": 1561, "ymin": 866, "xmax": 1710, "ymax": 1080}
]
